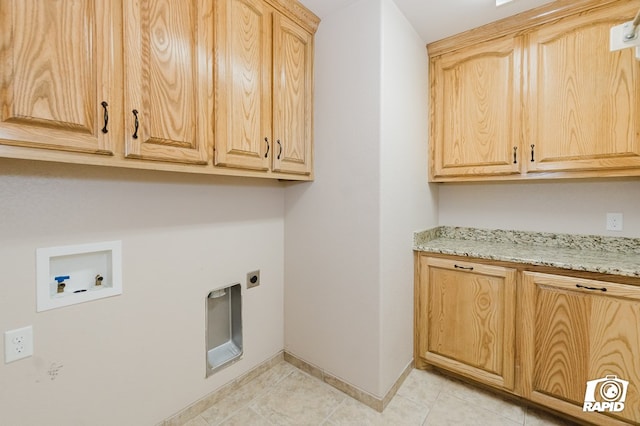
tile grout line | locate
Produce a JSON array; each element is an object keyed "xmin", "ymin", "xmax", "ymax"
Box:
[
  {"xmin": 319, "ymin": 397, "xmax": 348, "ymax": 425},
  {"xmin": 250, "ymin": 405, "xmax": 277, "ymax": 426},
  {"xmin": 418, "ymin": 383, "xmax": 443, "ymax": 426},
  {"xmin": 397, "ymin": 383, "xmax": 443, "ymax": 412},
  {"xmin": 392, "ymin": 394, "xmax": 433, "ymax": 424},
  {"xmin": 243, "ymin": 365, "xmax": 298, "ymax": 424},
  {"xmin": 441, "ymin": 382, "xmax": 526, "ymax": 425},
  {"xmin": 434, "ymin": 392, "xmax": 522, "ymax": 426},
  {"xmin": 214, "ymin": 364, "xmax": 296, "ymax": 425},
  {"xmin": 163, "ymin": 352, "xmax": 286, "ymax": 426},
  {"xmin": 251, "ymin": 366, "xmax": 346, "ymax": 426}
]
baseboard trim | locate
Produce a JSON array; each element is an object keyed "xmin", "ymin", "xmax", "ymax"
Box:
[
  {"xmin": 160, "ymin": 351, "xmax": 284, "ymax": 426},
  {"xmin": 161, "ymin": 351, "xmax": 414, "ymax": 424},
  {"xmin": 283, "ymin": 351, "xmax": 413, "ymax": 413}
]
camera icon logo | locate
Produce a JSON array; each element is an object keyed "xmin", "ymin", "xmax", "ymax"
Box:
[{"xmin": 583, "ymin": 375, "xmax": 628, "ymax": 413}]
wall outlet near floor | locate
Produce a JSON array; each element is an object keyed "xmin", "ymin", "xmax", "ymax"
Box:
[
  {"xmin": 5, "ymin": 326, "xmax": 33, "ymax": 363},
  {"xmin": 606, "ymin": 213, "xmax": 624, "ymax": 231}
]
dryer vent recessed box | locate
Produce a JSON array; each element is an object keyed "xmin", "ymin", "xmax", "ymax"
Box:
[{"xmin": 36, "ymin": 241, "xmax": 122, "ymax": 312}]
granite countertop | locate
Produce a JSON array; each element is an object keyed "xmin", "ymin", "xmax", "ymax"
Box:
[{"xmin": 413, "ymin": 226, "xmax": 640, "ymax": 278}]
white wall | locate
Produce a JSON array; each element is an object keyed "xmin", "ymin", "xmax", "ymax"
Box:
[
  {"xmin": 284, "ymin": 0, "xmax": 437, "ymax": 398},
  {"xmin": 0, "ymin": 159, "xmax": 285, "ymax": 425},
  {"xmin": 284, "ymin": 0, "xmax": 383, "ymax": 395},
  {"xmin": 379, "ymin": 0, "xmax": 437, "ymax": 395},
  {"xmin": 438, "ymin": 179, "xmax": 640, "ymax": 237}
]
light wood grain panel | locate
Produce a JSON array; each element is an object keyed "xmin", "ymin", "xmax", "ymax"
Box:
[
  {"xmin": 522, "ymin": 272, "xmax": 640, "ymax": 425},
  {"xmin": 590, "ymin": 299, "xmax": 640, "ymax": 424},
  {"xmin": 214, "ymin": 0, "xmax": 271, "ymax": 171},
  {"xmin": 0, "ymin": 0, "xmax": 316, "ymax": 180},
  {"xmin": 431, "ymin": 35, "xmax": 522, "ymax": 179},
  {"xmin": 418, "ymin": 256, "xmax": 516, "ymax": 390},
  {"xmin": 264, "ymin": 0, "xmax": 319, "ymax": 33},
  {"xmin": 272, "ymin": 12, "xmax": 312, "ymax": 175},
  {"xmin": 532, "ymin": 288, "xmax": 590, "ymax": 404},
  {"xmin": 427, "ymin": 267, "xmax": 504, "ymax": 374},
  {"xmin": 0, "ymin": 0, "xmax": 115, "ymax": 154},
  {"xmin": 419, "ymin": 251, "xmax": 640, "ymax": 289},
  {"xmin": 124, "ymin": 0, "xmax": 210, "ymax": 164},
  {"xmin": 429, "ymin": 0, "xmax": 640, "ymax": 183},
  {"xmin": 0, "ymin": 142, "xmax": 316, "ymax": 180},
  {"xmin": 527, "ymin": 2, "xmax": 640, "ymax": 174},
  {"xmin": 417, "ymin": 256, "xmax": 640, "ymax": 424},
  {"xmin": 427, "ymin": 0, "xmax": 621, "ymax": 56},
  {"xmin": 414, "ymin": 253, "xmax": 429, "ymax": 370}
]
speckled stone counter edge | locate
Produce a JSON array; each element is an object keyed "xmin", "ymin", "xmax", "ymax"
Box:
[{"xmin": 414, "ymin": 226, "xmax": 640, "ymax": 254}]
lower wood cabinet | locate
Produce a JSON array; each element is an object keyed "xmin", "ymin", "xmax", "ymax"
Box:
[
  {"xmin": 415, "ymin": 256, "xmax": 517, "ymax": 390},
  {"xmin": 415, "ymin": 254, "xmax": 640, "ymax": 425},
  {"xmin": 520, "ymin": 272, "xmax": 640, "ymax": 425}
]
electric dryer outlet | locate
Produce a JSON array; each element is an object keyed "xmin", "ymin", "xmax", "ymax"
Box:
[{"xmin": 247, "ymin": 270, "xmax": 260, "ymax": 289}]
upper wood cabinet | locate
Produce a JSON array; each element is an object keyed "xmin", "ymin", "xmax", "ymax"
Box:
[
  {"xmin": 415, "ymin": 256, "xmax": 517, "ymax": 390},
  {"xmin": 521, "ymin": 272, "xmax": 640, "ymax": 425},
  {"xmin": 123, "ymin": 0, "xmax": 211, "ymax": 164},
  {"xmin": 0, "ymin": 0, "xmax": 119, "ymax": 155},
  {"xmin": 0, "ymin": 0, "xmax": 318, "ymax": 180},
  {"xmin": 429, "ymin": 0, "xmax": 640, "ymax": 182},
  {"xmin": 526, "ymin": 2, "xmax": 640, "ymax": 174},
  {"xmin": 430, "ymin": 35, "xmax": 523, "ymax": 179},
  {"xmin": 214, "ymin": 0, "xmax": 314, "ymax": 176},
  {"xmin": 213, "ymin": 0, "xmax": 272, "ymax": 171},
  {"xmin": 271, "ymin": 12, "xmax": 313, "ymax": 175}
]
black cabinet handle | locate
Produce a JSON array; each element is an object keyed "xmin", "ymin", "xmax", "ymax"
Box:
[
  {"xmin": 101, "ymin": 101, "xmax": 109, "ymax": 134},
  {"xmin": 576, "ymin": 284, "xmax": 607, "ymax": 292},
  {"xmin": 530, "ymin": 144, "xmax": 535, "ymax": 162},
  {"xmin": 454, "ymin": 264, "xmax": 474, "ymax": 271},
  {"xmin": 264, "ymin": 137, "xmax": 270, "ymax": 158},
  {"xmin": 513, "ymin": 146, "xmax": 517, "ymax": 164},
  {"xmin": 277, "ymin": 139, "xmax": 282, "ymax": 160},
  {"xmin": 132, "ymin": 109, "xmax": 139, "ymax": 139}
]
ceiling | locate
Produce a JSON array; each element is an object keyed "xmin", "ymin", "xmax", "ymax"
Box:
[{"xmin": 298, "ymin": 0, "xmax": 555, "ymax": 43}]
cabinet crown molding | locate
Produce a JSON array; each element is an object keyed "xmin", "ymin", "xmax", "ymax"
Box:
[
  {"xmin": 427, "ymin": 0, "xmax": 623, "ymax": 56},
  {"xmin": 266, "ymin": 0, "xmax": 320, "ymax": 33}
]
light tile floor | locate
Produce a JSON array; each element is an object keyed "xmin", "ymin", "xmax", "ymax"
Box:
[{"xmin": 181, "ymin": 361, "xmax": 578, "ymax": 426}]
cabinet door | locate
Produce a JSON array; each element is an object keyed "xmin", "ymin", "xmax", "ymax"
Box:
[
  {"xmin": 416, "ymin": 257, "xmax": 517, "ymax": 390},
  {"xmin": 213, "ymin": 0, "xmax": 271, "ymax": 171},
  {"xmin": 0, "ymin": 0, "xmax": 116, "ymax": 155},
  {"xmin": 527, "ymin": 2, "xmax": 640, "ymax": 174},
  {"xmin": 521, "ymin": 272, "xmax": 640, "ymax": 425},
  {"xmin": 124, "ymin": 0, "xmax": 210, "ymax": 164},
  {"xmin": 272, "ymin": 13, "xmax": 313, "ymax": 175},
  {"xmin": 430, "ymin": 35, "xmax": 523, "ymax": 180}
]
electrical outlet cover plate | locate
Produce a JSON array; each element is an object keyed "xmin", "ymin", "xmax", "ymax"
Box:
[
  {"xmin": 606, "ymin": 213, "xmax": 624, "ymax": 231},
  {"xmin": 5, "ymin": 326, "xmax": 33, "ymax": 363},
  {"xmin": 247, "ymin": 270, "xmax": 260, "ymax": 289}
]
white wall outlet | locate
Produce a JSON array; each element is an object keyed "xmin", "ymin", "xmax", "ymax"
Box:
[
  {"xmin": 606, "ymin": 213, "xmax": 624, "ymax": 231},
  {"xmin": 5, "ymin": 326, "xmax": 33, "ymax": 363}
]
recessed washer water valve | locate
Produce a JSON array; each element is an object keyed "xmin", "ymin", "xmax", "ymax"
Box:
[{"xmin": 55, "ymin": 275, "xmax": 70, "ymax": 294}]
